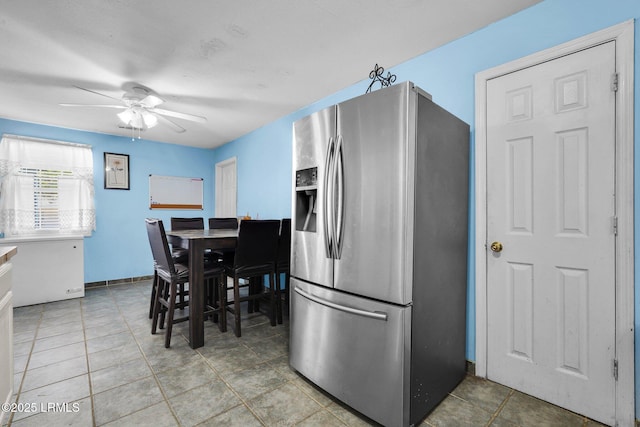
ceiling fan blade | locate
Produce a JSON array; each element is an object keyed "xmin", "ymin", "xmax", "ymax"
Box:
[
  {"xmin": 140, "ymin": 94, "xmax": 163, "ymax": 108},
  {"xmin": 153, "ymin": 108, "xmax": 207, "ymax": 123},
  {"xmin": 73, "ymin": 85, "xmax": 122, "ymax": 102},
  {"xmin": 59, "ymin": 103, "xmax": 126, "ymax": 108},
  {"xmin": 156, "ymin": 114, "xmax": 186, "ymax": 133}
]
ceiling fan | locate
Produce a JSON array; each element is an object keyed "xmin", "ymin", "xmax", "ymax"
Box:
[{"xmin": 59, "ymin": 85, "xmax": 207, "ymax": 133}]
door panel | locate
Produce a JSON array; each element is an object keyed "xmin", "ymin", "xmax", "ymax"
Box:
[
  {"xmin": 291, "ymin": 107, "xmax": 335, "ymax": 287},
  {"xmin": 486, "ymin": 42, "xmax": 616, "ymax": 424},
  {"xmin": 215, "ymin": 157, "xmax": 236, "ymax": 217},
  {"xmin": 334, "ymin": 84, "xmax": 412, "ymax": 305}
]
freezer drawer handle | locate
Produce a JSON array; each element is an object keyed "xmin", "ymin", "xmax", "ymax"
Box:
[{"xmin": 294, "ymin": 286, "xmax": 388, "ymax": 321}]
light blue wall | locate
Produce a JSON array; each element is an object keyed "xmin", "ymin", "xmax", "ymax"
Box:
[
  {"xmin": 212, "ymin": 0, "xmax": 640, "ymax": 416},
  {"xmin": 213, "ymin": 119, "xmax": 293, "ymax": 220},
  {"xmin": 0, "ymin": 118, "xmax": 216, "ymax": 283}
]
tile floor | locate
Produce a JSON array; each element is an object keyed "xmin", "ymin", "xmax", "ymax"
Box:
[{"xmin": 2, "ymin": 281, "xmax": 608, "ymax": 427}]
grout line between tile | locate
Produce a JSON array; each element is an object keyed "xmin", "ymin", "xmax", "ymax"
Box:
[
  {"xmin": 79, "ymin": 291, "xmax": 98, "ymax": 427},
  {"xmin": 7, "ymin": 307, "xmax": 44, "ymax": 426},
  {"xmin": 197, "ymin": 339, "xmax": 270, "ymax": 427},
  {"xmin": 485, "ymin": 388, "xmax": 515, "ymax": 427},
  {"xmin": 110, "ymin": 283, "xmax": 183, "ymax": 427}
]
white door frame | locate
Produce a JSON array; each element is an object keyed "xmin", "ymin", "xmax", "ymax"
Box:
[
  {"xmin": 474, "ymin": 20, "xmax": 634, "ymax": 425},
  {"xmin": 214, "ymin": 156, "xmax": 237, "ymax": 217}
]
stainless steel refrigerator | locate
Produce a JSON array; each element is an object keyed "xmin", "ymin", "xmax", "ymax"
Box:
[{"xmin": 289, "ymin": 81, "xmax": 469, "ymax": 427}]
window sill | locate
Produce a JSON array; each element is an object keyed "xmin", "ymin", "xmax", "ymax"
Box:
[{"xmin": 1, "ymin": 234, "xmax": 84, "ymax": 243}]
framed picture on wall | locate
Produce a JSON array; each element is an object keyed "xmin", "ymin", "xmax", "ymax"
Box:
[{"xmin": 104, "ymin": 152, "xmax": 130, "ymax": 190}]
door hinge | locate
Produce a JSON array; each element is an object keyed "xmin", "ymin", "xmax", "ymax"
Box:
[
  {"xmin": 611, "ymin": 73, "xmax": 619, "ymax": 92},
  {"xmin": 613, "ymin": 359, "xmax": 618, "ymax": 381},
  {"xmin": 612, "ymin": 216, "xmax": 618, "ymax": 235}
]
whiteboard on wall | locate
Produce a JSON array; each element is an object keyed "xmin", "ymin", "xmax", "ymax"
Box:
[{"xmin": 149, "ymin": 175, "xmax": 203, "ymax": 210}]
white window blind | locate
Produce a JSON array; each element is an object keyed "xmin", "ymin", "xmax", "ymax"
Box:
[{"xmin": 0, "ymin": 135, "xmax": 95, "ymax": 236}]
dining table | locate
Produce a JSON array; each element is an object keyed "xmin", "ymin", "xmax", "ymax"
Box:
[{"xmin": 166, "ymin": 228, "xmax": 238, "ymax": 349}]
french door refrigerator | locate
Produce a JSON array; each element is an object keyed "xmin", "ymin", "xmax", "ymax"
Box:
[{"xmin": 290, "ymin": 81, "xmax": 469, "ymax": 427}]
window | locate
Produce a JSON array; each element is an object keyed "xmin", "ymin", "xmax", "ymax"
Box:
[{"xmin": 0, "ymin": 135, "xmax": 95, "ymax": 236}]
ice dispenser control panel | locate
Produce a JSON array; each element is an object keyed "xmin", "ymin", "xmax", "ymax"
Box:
[
  {"xmin": 295, "ymin": 167, "xmax": 317, "ymax": 232},
  {"xmin": 296, "ymin": 167, "xmax": 317, "ymax": 188}
]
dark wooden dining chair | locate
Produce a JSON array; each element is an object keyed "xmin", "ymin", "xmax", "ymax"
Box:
[
  {"xmin": 208, "ymin": 217, "xmax": 239, "ymax": 263},
  {"xmin": 275, "ymin": 218, "xmax": 291, "ymax": 324},
  {"xmin": 170, "ymin": 217, "xmax": 206, "ymax": 308},
  {"xmin": 222, "ymin": 219, "xmax": 280, "ymax": 337},
  {"xmin": 171, "ymin": 217, "xmax": 205, "ymax": 229},
  {"xmin": 170, "ymin": 217, "xmax": 205, "ymax": 263},
  {"xmin": 145, "ymin": 218, "xmax": 226, "ymax": 348},
  {"xmin": 208, "ymin": 217, "xmax": 239, "ymax": 230}
]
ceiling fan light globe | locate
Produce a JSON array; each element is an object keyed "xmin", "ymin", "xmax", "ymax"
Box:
[
  {"xmin": 142, "ymin": 111, "xmax": 158, "ymax": 128},
  {"xmin": 117, "ymin": 109, "xmax": 134, "ymax": 124},
  {"xmin": 130, "ymin": 111, "xmax": 144, "ymax": 129}
]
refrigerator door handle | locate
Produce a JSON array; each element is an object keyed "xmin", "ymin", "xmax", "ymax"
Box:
[
  {"xmin": 294, "ymin": 286, "xmax": 388, "ymax": 321},
  {"xmin": 323, "ymin": 137, "xmax": 335, "ymax": 258},
  {"xmin": 334, "ymin": 134, "xmax": 344, "ymax": 259}
]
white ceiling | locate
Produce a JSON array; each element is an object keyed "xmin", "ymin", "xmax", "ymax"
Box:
[{"xmin": 0, "ymin": 0, "xmax": 541, "ymax": 149}]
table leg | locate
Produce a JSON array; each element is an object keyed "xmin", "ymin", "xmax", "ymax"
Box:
[{"xmin": 188, "ymin": 239, "xmax": 205, "ymax": 349}]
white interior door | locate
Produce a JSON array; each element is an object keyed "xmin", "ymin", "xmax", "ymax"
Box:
[
  {"xmin": 486, "ymin": 41, "xmax": 616, "ymax": 425},
  {"xmin": 215, "ymin": 157, "xmax": 237, "ymax": 218}
]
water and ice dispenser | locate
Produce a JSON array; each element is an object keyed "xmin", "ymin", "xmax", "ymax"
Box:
[{"xmin": 295, "ymin": 167, "xmax": 317, "ymax": 232}]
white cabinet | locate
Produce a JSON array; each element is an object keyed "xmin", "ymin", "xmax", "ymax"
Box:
[
  {"xmin": 2, "ymin": 236, "xmax": 84, "ymax": 307},
  {"xmin": 0, "ymin": 248, "xmax": 15, "ymax": 426}
]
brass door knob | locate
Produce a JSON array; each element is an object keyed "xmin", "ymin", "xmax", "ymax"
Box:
[{"xmin": 490, "ymin": 241, "xmax": 503, "ymax": 253}]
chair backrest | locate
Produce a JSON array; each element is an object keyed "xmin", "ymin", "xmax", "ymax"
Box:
[
  {"xmin": 277, "ymin": 218, "xmax": 291, "ymax": 267},
  {"xmin": 171, "ymin": 217, "xmax": 204, "ymax": 230},
  {"xmin": 208, "ymin": 217, "xmax": 239, "ymax": 230},
  {"xmin": 145, "ymin": 218, "xmax": 177, "ymax": 277},
  {"xmin": 234, "ymin": 220, "xmax": 280, "ymax": 272}
]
